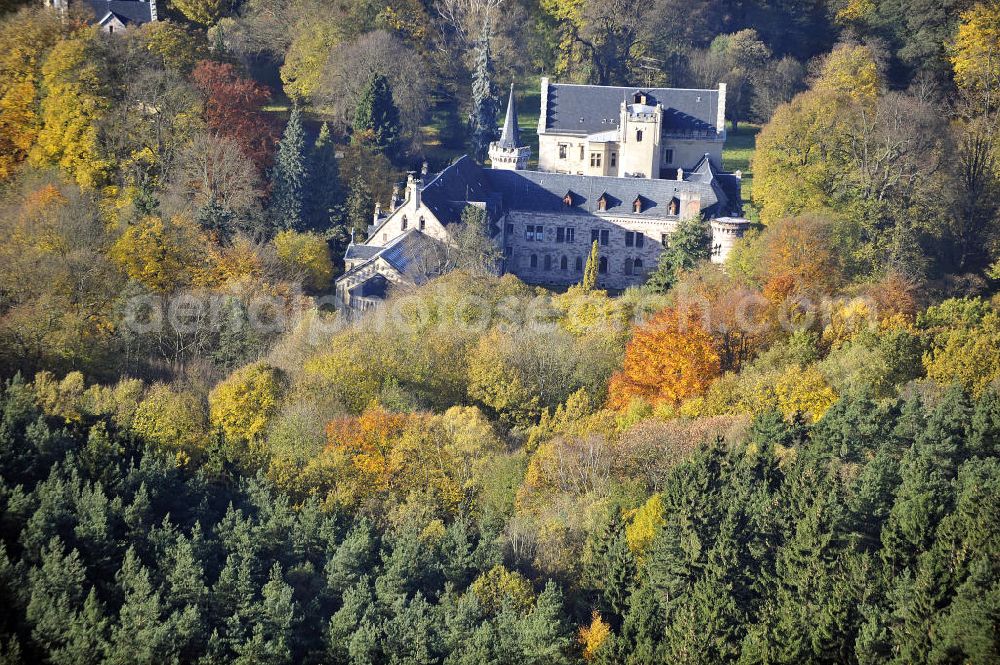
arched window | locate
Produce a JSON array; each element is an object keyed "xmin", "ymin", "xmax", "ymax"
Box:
[
  {"xmin": 624, "ymin": 258, "xmax": 634, "ymax": 275},
  {"xmin": 401, "ymin": 216, "xmax": 408, "ymax": 230},
  {"xmin": 575, "ymin": 256, "xmax": 583, "ymax": 271},
  {"xmin": 634, "ymin": 258, "xmax": 644, "ymax": 272},
  {"xmin": 530, "ymin": 254, "xmax": 538, "ymax": 269},
  {"xmin": 544, "ymin": 255, "xmax": 552, "ymax": 271},
  {"xmin": 598, "ymin": 256, "xmax": 608, "ymax": 274},
  {"xmin": 560, "ymin": 255, "xmax": 568, "ymax": 270}
]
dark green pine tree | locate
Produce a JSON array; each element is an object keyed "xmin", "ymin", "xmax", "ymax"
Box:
[
  {"xmin": 344, "ymin": 176, "xmax": 375, "ymax": 242},
  {"xmin": 306, "ymin": 122, "xmax": 343, "ymax": 234},
  {"xmin": 468, "ymin": 31, "xmax": 498, "ymax": 163},
  {"xmin": 269, "ymin": 105, "xmax": 308, "ymax": 232},
  {"xmin": 353, "ymin": 74, "xmax": 401, "ymax": 157},
  {"xmin": 645, "ymin": 215, "xmax": 710, "ymax": 293}
]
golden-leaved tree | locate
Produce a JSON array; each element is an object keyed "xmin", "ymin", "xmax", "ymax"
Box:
[
  {"xmin": 950, "ymin": 2, "xmax": 1000, "ymax": 112},
  {"xmin": 209, "ymin": 363, "xmax": 285, "ymax": 444},
  {"xmin": 31, "ymin": 31, "xmax": 110, "ymax": 188},
  {"xmin": 607, "ymin": 306, "xmax": 721, "ymax": 409},
  {"xmin": 0, "ymin": 9, "xmax": 64, "ymax": 181}
]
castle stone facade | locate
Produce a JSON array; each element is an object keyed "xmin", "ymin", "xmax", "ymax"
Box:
[{"xmin": 335, "ymin": 84, "xmax": 747, "ymax": 310}]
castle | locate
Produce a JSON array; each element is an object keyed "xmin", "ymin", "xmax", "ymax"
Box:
[{"xmin": 335, "ymin": 83, "xmax": 748, "ymax": 311}]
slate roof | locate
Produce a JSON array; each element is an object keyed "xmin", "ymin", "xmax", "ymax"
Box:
[
  {"xmin": 344, "ymin": 243, "xmax": 381, "ymax": 262},
  {"xmin": 542, "ymin": 83, "xmax": 720, "ymax": 135},
  {"xmin": 419, "ymin": 156, "xmax": 503, "ymax": 225},
  {"xmin": 484, "ymin": 169, "xmax": 730, "ymax": 217},
  {"xmin": 88, "ymin": 0, "xmax": 155, "ymax": 24},
  {"xmin": 497, "ymin": 84, "xmax": 522, "ymax": 150}
]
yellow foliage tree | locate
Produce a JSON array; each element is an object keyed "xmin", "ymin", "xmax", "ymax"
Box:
[
  {"xmin": 469, "ymin": 565, "xmax": 535, "ymax": 615},
  {"xmin": 0, "ymin": 9, "xmax": 64, "ymax": 180},
  {"xmin": 950, "ymin": 2, "xmax": 1000, "ymax": 109},
  {"xmin": 814, "ymin": 44, "xmax": 881, "ymax": 102},
  {"xmin": 109, "ymin": 215, "xmax": 211, "ymax": 293},
  {"xmin": 625, "ymin": 493, "xmax": 664, "ymax": 559},
  {"xmin": 607, "ymin": 306, "xmax": 721, "ymax": 409},
  {"xmin": 924, "ymin": 310, "xmax": 1000, "ymax": 396},
  {"xmin": 132, "ymin": 383, "xmax": 210, "ymax": 462},
  {"xmin": 209, "ymin": 364, "xmax": 285, "ymax": 443},
  {"xmin": 579, "ymin": 611, "xmax": 612, "ymax": 661},
  {"xmin": 171, "ymin": 0, "xmax": 229, "ymax": 25},
  {"xmin": 274, "ymin": 230, "xmax": 334, "ymax": 291},
  {"xmin": 280, "ymin": 21, "xmax": 344, "ymax": 102},
  {"xmin": 773, "ymin": 364, "xmax": 838, "ymax": 422},
  {"xmin": 31, "ymin": 32, "xmax": 110, "ymax": 188}
]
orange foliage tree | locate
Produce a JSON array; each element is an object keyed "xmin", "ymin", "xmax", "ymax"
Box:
[
  {"xmin": 325, "ymin": 405, "xmax": 423, "ymax": 494},
  {"xmin": 607, "ymin": 306, "xmax": 721, "ymax": 409}
]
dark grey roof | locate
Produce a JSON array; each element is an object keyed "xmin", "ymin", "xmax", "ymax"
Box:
[
  {"xmin": 497, "ymin": 84, "xmax": 522, "ymax": 150},
  {"xmin": 380, "ymin": 230, "xmax": 436, "ymax": 274},
  {"xmin": 349, "ymin": 273, "xmax": 388, "ymax": 299},
  {"xmin": 484, "ymin": 169, "xmax": 726, "ymax": 217},
  {"xmin": 419, "ymin": 156, "xmax": 503, "ymax": 225},
  {"xmin": 543, "ymin": 83, "xmax": 719, "ymax": 135},
  {"xmin": 87, "ymin": 0, "xmax": 155, "ymax": 24},
  {"xmin": 344, "ymin": 243, "xmax": 381, "ymax": 261}
]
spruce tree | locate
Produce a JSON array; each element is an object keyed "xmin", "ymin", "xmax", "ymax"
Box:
[
  {"xmin": 469, "ymin": 31, "xmax": 498, "ymax": 162},
  {"xmin": 269, "ymin": 106, "xmax": 307, "ymax": 232},
  {"xmin": 582, "ymin": 240, "xmax": 600, "ymax": 290},
  {"xmin": 306, "ymin": 122, "xmax": 342, "ymax": 233},
  {"xmin": 345, "ymin": 176, "xmax": 375, "ymax": 241},
  {"xmin": 353, "ymin": 74, "xmax": 401, "ymax": 156}
]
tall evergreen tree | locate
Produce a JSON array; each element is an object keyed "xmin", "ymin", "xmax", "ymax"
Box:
[
  {"xmin": 306, "ymin": 122, "xmax": 342, "ymax": 234},
  {"xmin": 582, "ymin": 240, "xmax": 600, "ymax": 290},
  {"xmin": 269, "ymin": 106, "xmax": 307, "ymax": 232},
  {"xmin": 468, "ymin": 30, "xmax": 498, "ymax": 163},
  {"xmin": 353, "ymin": 74, "xmax": 401, "ymax": 157},
  {"xmin": 345, "ymin": 176, "xmax": 375, "ymax": 242}
]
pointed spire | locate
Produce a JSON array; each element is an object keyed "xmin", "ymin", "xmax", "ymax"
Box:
[{"xmin": 497, "ymin": 82, "xmax": 521, "ymax": 150}]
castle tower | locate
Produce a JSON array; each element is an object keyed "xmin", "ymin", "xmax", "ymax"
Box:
[
  {"xmin": 489, "ymin": 84, "xmax": 531, "ymax": 170},
  {"xmin": 618, "ymin": 92, "xmax": 662, "ymax": 179}
]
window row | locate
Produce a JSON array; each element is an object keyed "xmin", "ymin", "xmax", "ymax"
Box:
[
  {"xmin": 523, "ymin": 254, "xmax": 646, "ymax": 275},
  {"xmin": 514, "ymin": 224, "xmax": 651, "ymax": 248}
]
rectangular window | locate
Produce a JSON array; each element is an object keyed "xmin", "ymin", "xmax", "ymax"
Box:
[
  {"xmin": 661, "ymin": 233, "xmax": 669, "ymax": 247},
  {"xmin": 625, "ymin": 231, "xmax": 634, "ymax": 247},
  {"xmin": 504, "ymin": 246, "xmax": 513, "ymax": 258},
  {"xmin": 590, "ymin": 153, "xmax": 602, "ymax": 168},
  {"xmin": 556, "ymin": 227, "xmax": 565, "ymax": 243},
  {"xmin": 566, "ymin": 228, "xmax": 575, "ymax": 244},
  {"xmin": 610, "ymin": 153, "xmax": 617, "ymax": 167},
  {"xmin": 635, "ymin": 233, "xmax": 645, "ymax": 248},
  {"xmin": 636, "ymin": 130, "xmax": 643, "ymax": 142},
  {"xmin": 536, "ymin": 225, "xmax": 544, "ymax": 242},
  {"xmin": 558, "ymin": 144, "xmax": 568, "ymax": 159},
  {"xmin": 525, "ymin": 225, "xmax": 534, "ymax": 241},
  {"xmin": 505, "ymin": 222, "xmax": 514, "ymax": 235},
  {"xmin": 663, "ymin": 148, "xmax": 674, "ymax": 164},
  {"xmin": 579, "ymin": 145, "xmax": 585, "ymax": 160},
  {"xmin": 591, "ymin": 229, "xmax": 600, "ymax": 244},
  {"xmin": 600, "ymin": 229, "xmax": 609, "ymax": 246}
]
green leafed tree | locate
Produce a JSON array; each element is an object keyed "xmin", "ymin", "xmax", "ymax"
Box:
[
  {"xmin": 646, "ymin": 216, "xmax": 709, "ymax": 292},
  {"xmin": 468, "ymin": 32, "xmax": 498, "ymax": 163}
]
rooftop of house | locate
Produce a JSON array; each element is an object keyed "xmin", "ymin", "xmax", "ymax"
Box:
[
  {"xmin": 542, "ymin": 83, "xmax": 720, "ymax": 136},
  {"xmin": 87, "ymin": 0, "xmax": 155, "ymax": 24}
]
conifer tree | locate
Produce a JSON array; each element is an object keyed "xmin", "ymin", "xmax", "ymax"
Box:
[
  {"xmin": 269, "ymin": 106, "xmax": 307, "ymax": 232},
  {"xmin": 345, "ymin": 176, "xmax": 375, "ymax": 241},
  {"xmin": 469, "ymin": 30, "xmax": 498, "ymax": 163},
  {"xmin": 306, "ymin": 122, "xmax": 342, "ymax": 233},
  {"xmin": 353, "ymin": 74, "xmax": 401, "ymax": 157},
  {"xmin": 582, "ymin": 240, "xmax": 600, "ymax": 290}
]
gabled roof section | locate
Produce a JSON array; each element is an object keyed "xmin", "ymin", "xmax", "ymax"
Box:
[
  {"xmin": 497, "ymin": 83, "xmax": 522, "ymax": 150},
  {"xmin": 543, "ymin": 83, "xmax": 719, "ymax": 135},
  {"xmin": 87, "ymin": 0, "xmax": 154, "ymax": 24},
  {"xmin": 419, "ymin": 155, "xmax": 502, "ymax": 225},
  {"xmin": 485, "ymin": 169, "xmax": 722, "ymax": 217}
]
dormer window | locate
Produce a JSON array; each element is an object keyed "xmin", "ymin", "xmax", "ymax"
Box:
[
  {"xmin": 597, "ymin": 195, "xmax": 608, "ymax": 211},
  {"xmin": 669, "ymin": 197, "xmax": 680, "ymax": 215},
  {"xmin": 633, "ymin": 197, "xmax": 643, "ymax": 213},
  {"xmin": 633, "ymin": 92, "xmax": 647, "ymax": 104},
  {"xmin": 563, "ymin": 192, "xmax": 574, "ymax": 207}
]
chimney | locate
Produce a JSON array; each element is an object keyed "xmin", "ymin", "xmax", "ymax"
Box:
[
  {"xmin": 676, "ymin": 168, "xmax": 683, "ymax": 181},
  {"xmin": 390, "ymin": 185, "xmax": 401, "ymax": 211},
  {"xmin": 406, "ymin": 172, "xmax": 422, "ymax": 209},
  {"xmin": 538, "ymin": 77, "xmax": 549, "ymax": 135},
  {"xmin": 716, "ymin": 82, "xmax": 727, "ymax": 135},
  {"xmin": 421, "ymin": 161, "xmax": 429, "ymax": 176},
  {"xmin": 373, "ymin": 201, "xmax": 382, "ymax": 225}
]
